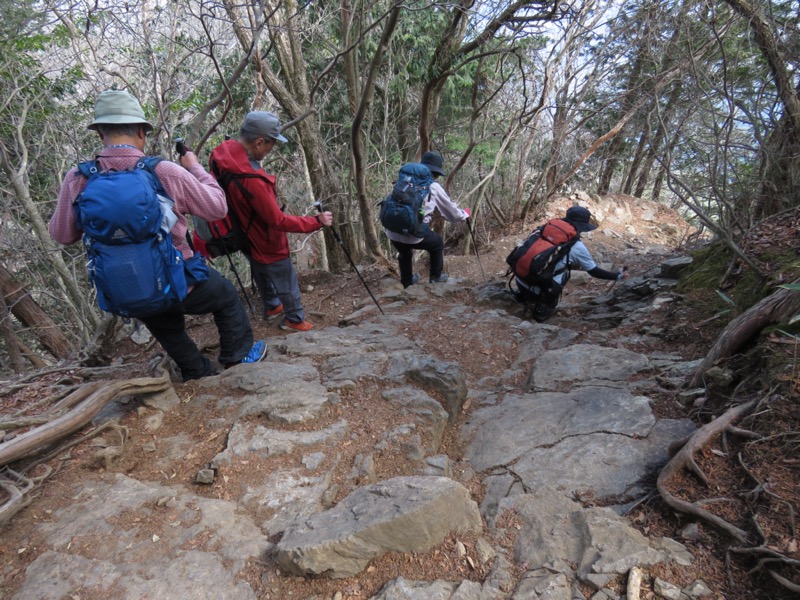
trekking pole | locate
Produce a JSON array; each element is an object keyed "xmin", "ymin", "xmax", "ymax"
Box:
[
  {"xmin": 177, "ymin": 137, "xmax": 255, "ymax": 316},
  {"xmin": 213, "ymin": 225, "xmax": 256, "ymax": 316},
  {"xmin": 314, "ymin": 201, "xmax": 384, "ymax": 315},
  {"xmin": 607, "ymin": 265, "xmax": 628, "ymax": 292},
  {"xmin": 465, "ymin": 216, "xmax": 486, "ymax": 281}
]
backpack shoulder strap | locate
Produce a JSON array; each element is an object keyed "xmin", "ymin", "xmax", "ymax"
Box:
[
  {"xmin": 137, "ymin": 156, "xmax": 170, "ymax": 198},
  {"xmin": 76, "ymin": 160, "xmax": 100, "ymax": 179}
]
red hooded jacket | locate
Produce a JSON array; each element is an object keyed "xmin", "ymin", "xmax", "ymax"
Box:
[{"xmin": 208, "ymin": 139, "xmax": 322, "ymax": 264}]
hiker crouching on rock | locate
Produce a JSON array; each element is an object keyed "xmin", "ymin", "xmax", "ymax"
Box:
[
  {"xmin": 208, "ymin": 112, "xmax": 333, "ymax": 332},
  {"xmin": 386, "ymin": 151, "xmax": 471, "ymax": 288},
  {"xmin": 49, "ymin": 90, "xmax": 267, "ymax": 381},
  {"xmin": 513, "ymin": 206, "xmax": 628, "ymax": 322}
]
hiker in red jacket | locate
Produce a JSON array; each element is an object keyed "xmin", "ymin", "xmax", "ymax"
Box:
[{"xmin": 209, "ymin": 112, "xmax": 333, "ymax": 332}]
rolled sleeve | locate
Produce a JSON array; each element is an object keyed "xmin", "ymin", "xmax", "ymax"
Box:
[{"xmin": 429, "ymin": 182, "xmax": 468, "ymax": 222}]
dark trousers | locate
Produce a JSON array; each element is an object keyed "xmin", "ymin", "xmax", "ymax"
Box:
[
  {"xmin": 140, "ymin": 267, "xmax": 253, "ymax": 381},
  {"xmin": 249, "ymin": 256, "xmax": 305, "ymax": 323},
  {"xmin": 391, "ymin": 231, "xmax": 444, "ymax": 287},
  {"xmin": 515, "ymin": 280, "xmax": 562, "ymax": 323}
]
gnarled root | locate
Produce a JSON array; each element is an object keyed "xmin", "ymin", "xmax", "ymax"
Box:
[
  {"xmin": 656, "ymin": 398, "xmax": 757, "ymax": 543},
  {"xmin": 0, "ymin": 468, "xmax": 35, "ymax": 525},
  {"xmin": 0, "ymin": 372, "xmax": 170, "ymax": 468}
]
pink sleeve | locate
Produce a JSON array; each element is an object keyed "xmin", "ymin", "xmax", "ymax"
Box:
[
  {"xmin": 49, "ymin": 168, "xmax": 85, "ymax": 245},
  {"xmin": 156, "ymin": 161, "xmax": 226, "ymax": 221}
]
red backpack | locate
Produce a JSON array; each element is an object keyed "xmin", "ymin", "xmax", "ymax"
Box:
[{"xmin": 506, "ymin": 218, "xmax": 580, "ymax": 286}]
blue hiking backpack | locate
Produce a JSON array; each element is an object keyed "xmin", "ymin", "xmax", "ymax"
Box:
[
  {"xmin": 379, "ymin": 163, "xmax": 433, "ymax": 237},
  {"xmin": 73, "ymin": 157, "xmax": 188, "ymax": 318}
]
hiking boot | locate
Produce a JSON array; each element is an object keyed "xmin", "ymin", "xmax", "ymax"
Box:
[
  {"xmin": 264, "ymin": 303, "xmax": 284, "ymax": 321},
  {"xmin": 429, "ymin": 273, "xmax": 449, "ymax": 284},
  {"xmin": 404, "ymin": 273, "xmax": 420, "ymax": 288},
  {"xmin": 279, "ymin": 319, "xmax": 314, "ymax": 332},
  {"xmin": 240, "ymin": 340, "xmax": 268, "ymax": 364}
]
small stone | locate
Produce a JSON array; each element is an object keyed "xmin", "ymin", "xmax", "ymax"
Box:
[
  {"xmin": 333, "ymin": 592, "xmax": 343, "ymax": 600},
  {"xmin": 684, "ymin": 579, "xmax": 713, "ymax": 598},
  {"xmin": 142, "ymin": 442, "xmax": 157, "ymax": 452},
  {"xmin": 654, "ymin": 577, "xmax": 682, "ymax": 600},
  {"xmin": 195, "ymin": 468, "xmax": 215, "ymax": 484},
  {"xmin": 475, "ymin": 537, "xmax": 496, "ymax": 566},
  {"xmin": 456, "ymin": 541, "xmax": 466, "ymax": 557},
  {"xmin": 680, "ymin": 522, "xmax": 701, "ymax": 541}
]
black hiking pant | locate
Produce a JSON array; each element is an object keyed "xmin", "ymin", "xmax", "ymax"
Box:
[
  {"xmin": 140, "ymin": 267, "xmax": 253, "ymax": 381},
  {"xmin": 516, "ymin": 280, "xmax": 562, "ymax": 323},
  {"xmin": 391, "ymin": 231, "xmax": 444, "ymax": 287}
]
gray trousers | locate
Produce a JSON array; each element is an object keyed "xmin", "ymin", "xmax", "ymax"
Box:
[{"xmin": 249, "ymin": 256, "xmax": 305, "ymax": 323}]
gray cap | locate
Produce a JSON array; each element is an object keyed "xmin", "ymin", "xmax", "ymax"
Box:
[
  {"xmin": 88, "ymin": 90, "xmax": 153, "ymax": 132},
  {"xmin": 241, "ymin": 111, "xmax": 288, "ymax": 143}
]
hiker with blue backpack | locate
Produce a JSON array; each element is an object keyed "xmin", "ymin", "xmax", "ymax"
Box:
[
  {"xmin": 508, "ymin": 206, "xmax": 628, "ymax": 322},
  {"xmin": 208, "ymin": 111, "xmax": 333, "ymax": 332},
  {"xmin": 382, "ymin": 151, "xmax": 470, "ymax": 288},
  {"xmin": 49, "ymin": 90, "xmax": 268, "ymax": 381}
]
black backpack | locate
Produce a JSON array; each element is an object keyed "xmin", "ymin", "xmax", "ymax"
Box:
[{"xmin": 192, "ymin": 163, "xmax": 267, "ymax": 258}]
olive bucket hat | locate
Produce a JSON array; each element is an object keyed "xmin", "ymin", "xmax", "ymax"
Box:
[{"xmin": 88, "ymin": 90, "xmax": 153, "ymax": 132}]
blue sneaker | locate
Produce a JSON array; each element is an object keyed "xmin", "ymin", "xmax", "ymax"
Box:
[{"xmin": 240, "ymin": 340, "xmax": 268, "ymax": 364}]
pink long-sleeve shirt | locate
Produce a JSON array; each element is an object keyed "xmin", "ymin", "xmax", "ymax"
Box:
[{"xmin": 49, "ymin": 146, "xmax": 226, "ymax": 259}]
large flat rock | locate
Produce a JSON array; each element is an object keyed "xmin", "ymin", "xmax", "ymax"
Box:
[
  {"xmin": 464, "ymin": 388, "xmax": 695, "ymax": 501},
  {"xmin": 528, "ymin": 344, "xmax": 650, "ymax": 391},
  {"xmin": 14, "ymin": 475, "xmax": 267, "ymax": 600}
]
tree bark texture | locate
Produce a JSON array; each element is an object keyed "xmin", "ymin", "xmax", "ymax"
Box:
[
  {"xmin": 725, "ymin": 0, "xmax": 800, "ymax": 215},
  {"xmin": 0, "ymin": 265, "xmax": 71, "ymax": 360},
  {"xmin": 0, "ymin": 281, "xmax": 25, "ymax": 372},
  {"xmin": 348, "ymin": 1, "xmax": 401, "ymax": 260}
]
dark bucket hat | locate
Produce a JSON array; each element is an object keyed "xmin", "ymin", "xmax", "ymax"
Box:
[
  {"xmin": 420, "ymin": 151, "xmax": 446, "ymax": 176},
  {"xmin": 565, "ymin": 206, "xmax": 598, "ymax": 233}
]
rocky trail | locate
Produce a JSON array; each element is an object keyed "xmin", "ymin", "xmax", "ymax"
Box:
[{"xmin": 0, "ymin": 195, "xmax": 770, "ymax": 599}]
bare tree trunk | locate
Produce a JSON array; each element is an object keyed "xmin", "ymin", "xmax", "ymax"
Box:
[
  {"xmin": 622, "ymin": 127, "xmax": 649, "ymax": 195},
  {"xmin": 688, "ymin": 285, "xmax": 800, "ymax": 388},
  {"xmin": 348, "ymin": 0, "xmax": 400, "ymax": 261},
  {"xmin": 0, "ymin": 120, "xmax": 100, "ymax": 338},
  {"xmin": 0, "ymin": 265, "xmax": 71, "ymax": 360},
  {"xmin": 417, "ymin": 1, "xmax": 561, "ymax": 157},
  {"xmin": 0, "ymin": 281, "xmax": 24, "ymax": 373},
  {"xmin": 724, "ymin": 0, "xmax": 800, "ymax": 216}
]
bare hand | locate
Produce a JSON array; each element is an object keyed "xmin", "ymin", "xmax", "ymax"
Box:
[
  {"xmin": 178, "ymin": 150, "xmax": 200, "ymax": 170},
  {"xmin": 317, "ymin": 211, "xmax": 333, "ymax": 227}
]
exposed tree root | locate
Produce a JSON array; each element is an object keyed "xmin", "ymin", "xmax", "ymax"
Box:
[
  {"xmin": 0, "ymin": 468, "xmax": 34, "ymax": 525},
  {"xmin": 769, "ymin": 570, "xmax": 800, "ymax": 594},
  {"xmin": 656, "ymin": 398, "xmax": 758, "ymax": 543},
  {"xmin": 0, "ymin": 371, "xmax": 170, "ymax": 468},
  {"xmin": 687, "ymin": 284, "xmax": 800, "ymax": 388}
]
